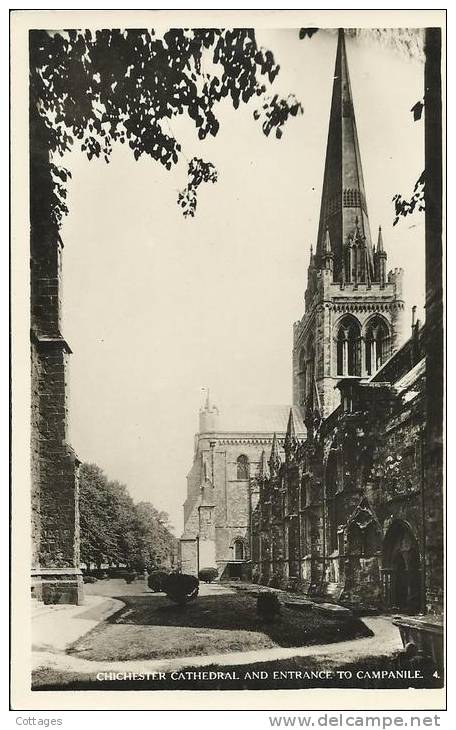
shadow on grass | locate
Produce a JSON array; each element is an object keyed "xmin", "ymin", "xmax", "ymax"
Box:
[{"xmin": 97, "ymin": 592, "xmax": 371, "ymax": 648}]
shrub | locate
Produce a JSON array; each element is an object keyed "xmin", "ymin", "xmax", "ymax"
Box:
[
  {"xmin": 257, "ymin": 592, "xmax": 281, "ymax": 622},
  {"xmin": 147, "ymin": 570, "xmax": 170, "ymax": 592},
  {"xmin": 124, "ymin": 571, "xmax": 137, "ymax": 584},
  {"xmin": 83, "ymin": 575, "xmax": 98, "ymax": 584},
  {"xmin": 163, "ymin": 573, "xmax": 199, "ymax": 605},
  {"xmin": 268, "ymin": 573, "xmax": 281, "ymax": 589},
  {"xmin": 107, "ymin": 568, "xmax": 130, "ymax": 579},
  {"xmin": 198, "ymin": 567, "xmax": 218, "ymax": 583}
]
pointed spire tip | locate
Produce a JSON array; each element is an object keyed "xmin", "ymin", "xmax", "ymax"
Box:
[{"xmin": 286, "ymin": 408, "xmax": 296, "ymax": 437}]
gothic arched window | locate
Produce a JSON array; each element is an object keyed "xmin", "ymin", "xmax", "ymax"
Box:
[
  {"xmin": 336, "ymin": 316, "xmax": 361, "ymax": 376},
  {"xmin": 234, "ymin": 539, "xmax": 245, "ymax": 560},
  {"xmin": 237, "ymin": 454, "xmax": 249, "ymax": 480},
  {"xmin": 365, "ymin": 317, "xmax": 390, "ymax": 375}
]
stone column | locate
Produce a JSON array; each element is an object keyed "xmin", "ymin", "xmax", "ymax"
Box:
[
  {"xmin": 360, "ymin": 336, "xmax": 366, "ymax": 376},
  {"xmin": 342, "ymin": 339, "xmax": 348, "ymax": 375},
  {"xmin": 372, "ymin": 340, "xmax": 378, "ymax": 373}
]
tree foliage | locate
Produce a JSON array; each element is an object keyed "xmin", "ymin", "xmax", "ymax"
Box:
[
  {"xmin": 78, "ymin": 462, "xmax": 176, "ymax": 571},
  {"xmin": 393, "ymin": 170, "xmax": 425, "ymax": 226},
  {"xmin": 30, "ymin": 27, "xmax": 303, "ymax": 227},
  {"xmin": 392, "ymin": 98, "xmax": 425, "ymax": 226}
]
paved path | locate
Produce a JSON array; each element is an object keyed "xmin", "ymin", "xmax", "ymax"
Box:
[
  {"xmin": 32, "ymin": 595, "xmax": 123, "ymax": 653},
  {"xmin": 32, "ymin": 580, "xmax": 235, "ymax": 658},
  {"xmin": 33, "ymin": 608, "xmax": 401, "ymax": 677},
  {"xmin": 32, "ymin": 580, "xmax": 402, "ymax": 676}
]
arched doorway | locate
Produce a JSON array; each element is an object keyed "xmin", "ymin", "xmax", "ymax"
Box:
[
  {"xmin": 382, "ymin": 521, "xmax": 421, "ymax": 613},
  {"xmin": 234, "ymin": 538, "xmax": 245, "ymax": 561},
  {"xmin": 222, "ymin": 537, "xmax": 247, "ymax": 580}
]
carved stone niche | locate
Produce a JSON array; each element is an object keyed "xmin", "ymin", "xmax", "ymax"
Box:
[{"xmin": 345, "ymin": 497, "xmax": 382, "ymax": 556}]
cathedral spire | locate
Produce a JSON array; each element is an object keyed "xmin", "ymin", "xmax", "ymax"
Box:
[{"xmin": 316, "ymin": 28, "xmax": 374, "ymax": 281}]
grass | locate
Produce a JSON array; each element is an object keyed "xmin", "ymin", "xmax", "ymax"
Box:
[{"xmin": 67, "ymin": 585, "xmax": 371, "ymax": 662}]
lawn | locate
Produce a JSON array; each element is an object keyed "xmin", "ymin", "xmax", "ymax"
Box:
[{"xmin": 67, "ymin": 583, "xmax": 372, "ymax": 662}]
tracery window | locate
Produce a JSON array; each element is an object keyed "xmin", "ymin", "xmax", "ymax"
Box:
[
  {"xmin": 336, "ymin": 316, "xmax": 361, "ymax": 376},
  {"xmin": 365, "ymin": 317, "xmax": 390, "ymax": 375}
]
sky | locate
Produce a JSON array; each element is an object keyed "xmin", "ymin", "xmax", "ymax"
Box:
[{"xmin": 60, "ymin": 29, "xmax": 425, "ymax": 535}]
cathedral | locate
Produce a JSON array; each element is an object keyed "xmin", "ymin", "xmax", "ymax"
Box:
[
  {"xmin": 180, "ymin": 395, "xmax": 306, "ymax": 579},
  {"xmin": 180, "ymin": 30, "xmax": 443, "ymax": 614}
]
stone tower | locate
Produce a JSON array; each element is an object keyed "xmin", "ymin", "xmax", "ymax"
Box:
[{"xmin": 292, "ymin": 29, "xmax": 405, "ymax": 423}]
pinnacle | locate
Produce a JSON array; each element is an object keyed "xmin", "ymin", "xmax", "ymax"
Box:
[
  {"xmin": 286, "ymin": 408, "xmax": 297, "ymax": 438},
  {"xmin": 377, "ymin": 225, "xmax": 385, "ymax": 253}
]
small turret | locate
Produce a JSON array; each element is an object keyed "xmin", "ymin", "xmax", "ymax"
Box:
[{"xmin": 199, "ymin": 388, "xmax": 219, "ymax": 433}]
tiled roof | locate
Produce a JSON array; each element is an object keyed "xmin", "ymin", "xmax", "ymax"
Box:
[
  {"xmin": 216, "ymin": 404, "xmax": 306, "ymax": 435},
  {"xmin": 393, "ymin": 357, "xmax": 426, "ymax": 394}
]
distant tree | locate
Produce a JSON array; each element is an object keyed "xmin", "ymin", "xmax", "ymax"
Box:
[
  {"xmin": 78, "ymin": 462, "xmax": 175, "ymax": 571},
  {"xmin": 79, "ymin": 463, "xmax": 122, "ymax": 568},
  {"xmin": 135, "ymin": 502, "xmax": 177, "ymax": 571}
]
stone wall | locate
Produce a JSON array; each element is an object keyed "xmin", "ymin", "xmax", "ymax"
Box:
[
  {"xmin": 252, "ymin": 333, "xmax": 442, "ymax": 615},
  {"xmin": 30, "ymin": 107, "xmax": 83, "ymax": 604}
]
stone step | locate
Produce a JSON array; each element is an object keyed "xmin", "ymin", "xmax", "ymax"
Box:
[
  {"xmin": 323, "ymin": 582, "xmax": 345, "ymax": 601},
  {"xmin": 313, "ymin": 602, "xmax": 353, "ymax": 618},
  {"xmin": 284, "ymin": 598, "xmax": 314, "ymax": 612}
]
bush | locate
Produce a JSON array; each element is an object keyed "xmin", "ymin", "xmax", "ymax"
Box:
[
  {"xmin": 163, "ymin": 573, "xmax": 199, "ymax": 605},
  {"xmin": 147, "ymin": 570, "xmax": 170, "ymax": 592},
  {"xmin": 268, "ymin": 574, "xmax": 281, "ymax": 589},
  {"xmin": 85, "ymin": 569, "xmax": 107, "ymax": 579},
  {"xmin": 83, "ymin": 575, "xmax": 98, "ymax": 584},
  {"xmin": 257, "ymin": 592, "xmax": 281, "ymax": 622},
  {"xmin": 124, "ymin": 571, "xmax": 137, "ymax": 584},
  {"xmin": 198, "ymin": 567, "xmax": 218, "ymax": 583},
  {"xmin": 107, "ymin": 568, "xmax": 130, "ymax": 579}
]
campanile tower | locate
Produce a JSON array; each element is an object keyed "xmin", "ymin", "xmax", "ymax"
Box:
[{"xmin": 292, "ymin": 29, "xmax": 405, "ymax": 423}]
